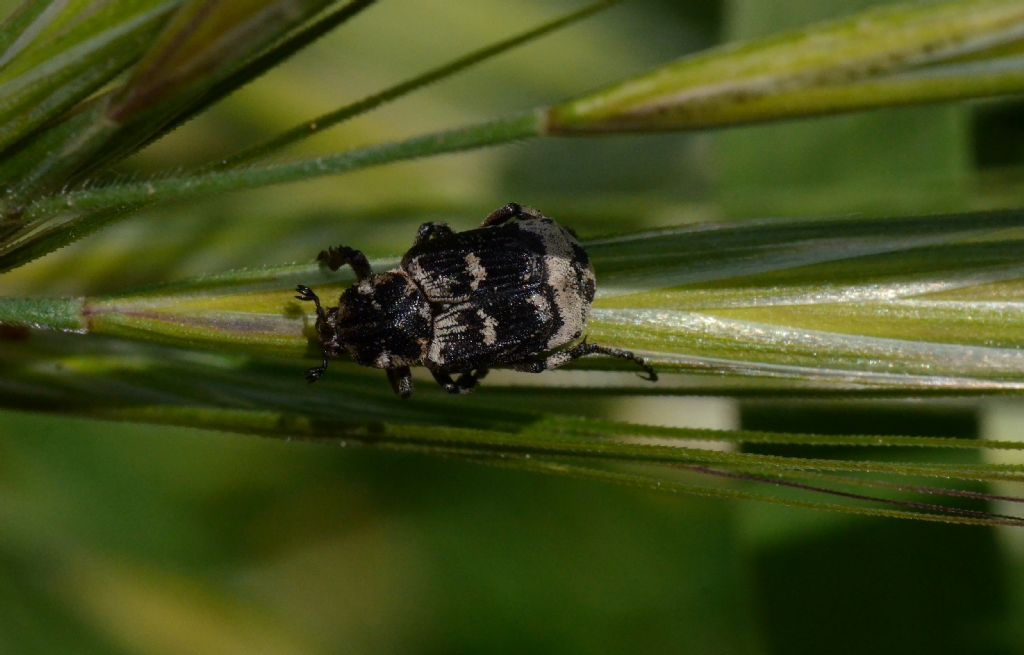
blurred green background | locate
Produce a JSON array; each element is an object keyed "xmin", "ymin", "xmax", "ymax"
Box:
[{"xmin": 4, "ymin": 1, "xmax": 1024, "ymax": 653}]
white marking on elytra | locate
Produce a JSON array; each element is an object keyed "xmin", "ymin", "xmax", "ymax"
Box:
[
  {"xmin": 428, "ymin": 339, "xmax": 445, "ymax": 365},
  {"xmin": 516, "ymin": 218, "xmax": 591, "ymax": 349},
  {"xmin": 374, "ymin": 352, "xmax": 392, "ymax": 368},
  {"xmin": 545, "ymin": 255, "xmax": 587, "ymax": 349},
  {"xmin": 477, "ymin": 308, "xmax": 498, "ymax": 346},
  {"xmin": 434, "ymin": 311, "xmax": 469, "ymax": 334},
  {"xmin": 428, "ymin": 302, "xmax": 480, "ymax": 366},
  {"xmin": 465, "ymin": 252, "xmax": 487, "ymax": 290},
  {"xmin": 357, "ymin": 280, "xmax": 373, "ymax": 295}
]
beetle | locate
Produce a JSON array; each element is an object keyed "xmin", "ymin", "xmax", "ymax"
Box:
[{"xmin": 295, "ymin": 202, "xmax": 656, "ymax": 397}]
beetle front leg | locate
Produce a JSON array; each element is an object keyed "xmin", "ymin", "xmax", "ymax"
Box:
[
  {"xmin": 387, "ymin": 366, "xmax": 414, "ymax": 399},
  {"xmin": 414, "ymin": 222, "xmax": 455, "ymax": 246},
  {"xmin": 317, "ymin": 245, "xmax": 372, "ymax": 281}
]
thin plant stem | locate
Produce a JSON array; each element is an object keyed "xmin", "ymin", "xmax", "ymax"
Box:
[
  {"xmin": 219, "ymin": 0, "xmax": 619, "ymax": 168},
  {"xmin": 24, "ymin": 112, "xmax": 543, "ymax": 220}
]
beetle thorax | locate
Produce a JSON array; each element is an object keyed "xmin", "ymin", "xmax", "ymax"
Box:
[{"xmin": 326, "ymin": 270, "xmax": 432, "ymax": 369}]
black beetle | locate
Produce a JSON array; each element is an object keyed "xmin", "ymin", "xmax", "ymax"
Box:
[{"xmin": 296, "ymin": 203, "xmax": 656, "ymax": 397}]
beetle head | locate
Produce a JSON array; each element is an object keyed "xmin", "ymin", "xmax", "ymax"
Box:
[{"xmin": 325, "ymin": 272, "xmax": 430, "ymax": 368}]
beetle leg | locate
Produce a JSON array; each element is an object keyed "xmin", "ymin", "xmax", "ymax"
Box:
[
  {"xmin": 455, "ymin": 368, "xmax": 489, "ymax": 391},
  {"xmin": 317, "ymin": 245, "xmax": 372, "ymax": 281},
  {"xmin": 305, "ymin": 351, "xmax": 329, "ymax": 383},
  {"xmin": 481, "ymin": 202, "xmax": 524, "ymax": 227},
  {"xmin": 430, "ymin": 368, "xmax": 474, "ymax": 395},
  {"xmin": 414, "ymin": 222, "xmax": 454, "ymax": 245},
  {"xmin": 387, "ymin": 366, "xmax": 414, "ymax": 399},
  {"xmin": 585, "ymin": 344, "xmax": 658, "ymax": 381},
  {"xmin": 513, "ymin": 343, "xmax": 657, "ymax": 381},
  {"xmin": 483, "ymin": 202, "xmax": 546, "ymax": 227}
]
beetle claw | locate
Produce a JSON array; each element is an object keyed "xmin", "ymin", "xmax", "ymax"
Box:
[{"xmin": 295, "ymin": 285, "xmax": 317, "ymax": 302}]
